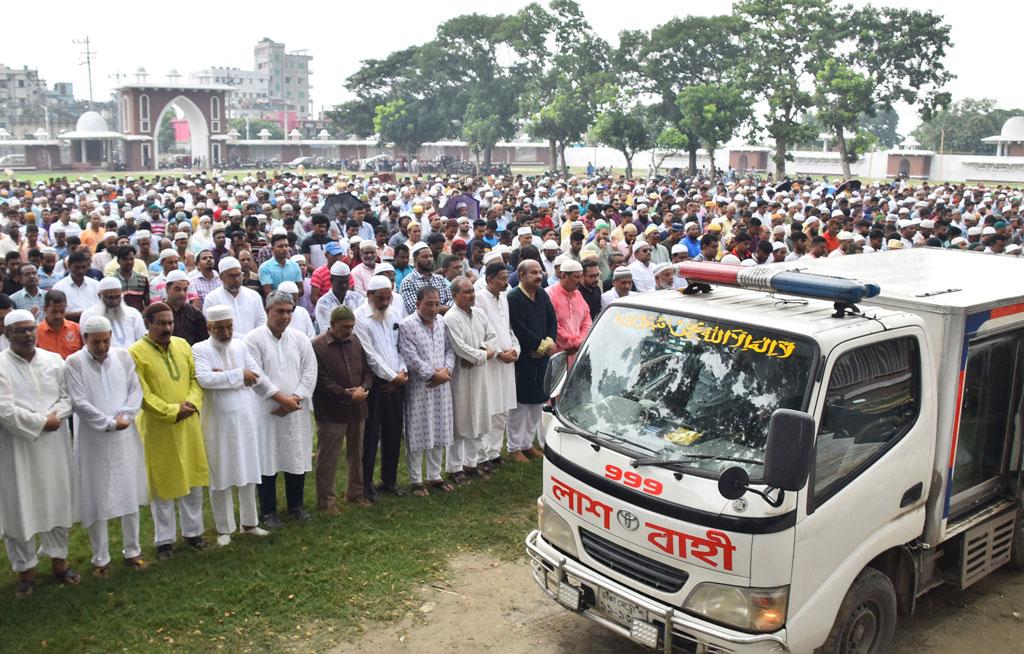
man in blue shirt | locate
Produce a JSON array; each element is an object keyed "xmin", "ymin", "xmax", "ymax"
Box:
[
  {"xmin": 258, "ymin": 232, "xmax": 303, "ymax": 296},
  {"xmin": 681, "ymin": 222, "xmax": 703, "ymax": 258}
]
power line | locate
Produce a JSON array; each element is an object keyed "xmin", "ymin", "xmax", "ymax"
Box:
[{"xmin": 73, "ymin": 36, "xmax": 96, "ymax": 104}]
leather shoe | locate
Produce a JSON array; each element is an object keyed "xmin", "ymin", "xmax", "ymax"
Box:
[{"xmin": 289, "ymin": 508, "xmax": 312, "ymax": 522}]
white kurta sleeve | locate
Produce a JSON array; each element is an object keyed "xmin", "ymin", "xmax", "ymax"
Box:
[
  {"xmin": 445, "ymin": 313, "xmax": 487, "ymax": 367},
  {"xmin": 121, "ymin": 354, "xmax": 143, "ymax": 419},
  {"xmin": 193, "ymin": 344, "xmax": 244, "ymax": 390},
  {"xmin": 353, "ymin": 320, "xmax": 399, "ymax": 381},
  {"xmin": 65, "ymin": 357, "xmax": 116, "ymax": 432},
  {"xmin": 245, "ymin": 333, "xmax": 280, "ymax": 399},
  {"xmin": 52, "ymin": 361, "xmax": 73, "ymax": 420},
  {"xmin": 244, "ymin": 345, "xmax": 274, "ymax": 398}
]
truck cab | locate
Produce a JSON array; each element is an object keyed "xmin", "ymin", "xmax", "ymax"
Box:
[{"xmin": 526, "ymin": 248, "xmax": 1024, "ymax": 653}]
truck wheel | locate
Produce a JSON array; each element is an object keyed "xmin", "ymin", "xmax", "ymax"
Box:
[
  {"xmin": 817, "ymin": 567, "xmax": 897, "ymax": 654},
  {"xmin": 1010, "ymin": 507, "xmax": 1024, "ymax": 570}
]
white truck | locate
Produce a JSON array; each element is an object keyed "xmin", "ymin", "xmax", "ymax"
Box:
[{"xmin": 526, "ymin": 248, "xmax": 1024, "ymax": 653}]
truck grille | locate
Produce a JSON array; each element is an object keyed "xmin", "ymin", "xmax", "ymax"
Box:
[{"xmin": 579, "ymin": 529, "xmax": 688, "ymax": 593}]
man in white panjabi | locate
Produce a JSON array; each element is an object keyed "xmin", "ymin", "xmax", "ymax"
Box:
[
  {"xmin": 203, "ymin": 256, "xmax": 266, "ymax": 336},
  {"xmin": 398, "ymin": 286, "xmax": 455, "ymax": 497},
  {"xmin": 443, "ymin": 276, "xmax": 497, "ymax": 485},
  {"xmin": 65, "ymin": 315, "xmax": 149, "ymax": 576},
  {"xmin": 277, "ymin": 280, "xmax": 316, "ymax": 338},
  {"xmin": 474, "ymin": 261, "xmax": 520, "ymax": 470},
  {"xmin": 0, "ymin": 309, "xmax": 78, "ymax": 598},
  {"xmin": 79, "ymin": 276, "xmax": 146, "ymax": 348},
  {"xmin": 193, "ymin": 305, "xmax": 271, "ymax": 545},
  {"xmin": 245, "ymin": 291, "xmax": 317, "ymax": 526}
]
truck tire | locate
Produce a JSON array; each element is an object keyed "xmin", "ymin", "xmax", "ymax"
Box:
[
  {"xmin": 817, "ymin": 567, "xmax": 897, "ymax": 654},
  {"xmin": 1011, "ymin": 507, "xmax": 1024, "ymax": 570}
]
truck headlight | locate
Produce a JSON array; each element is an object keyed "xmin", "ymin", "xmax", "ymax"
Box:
[
  {"xmin": 537, "ymin": 497, "xmax": 578, "ymax": 558},
  {"xmin": 683, "ymin": 583, "xmax": 788, "ymax": 633}
]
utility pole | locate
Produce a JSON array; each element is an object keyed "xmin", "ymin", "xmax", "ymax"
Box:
[{"xmin": 73, "ymin": 36, "xmax": 96, "ymax": 104}]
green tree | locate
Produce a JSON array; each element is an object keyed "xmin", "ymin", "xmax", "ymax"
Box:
[
  {"xmin": 591, "ymin": 102, "xmax": 651, "ymax": 178},
  {"xmin": 651, "ymin": 127, "xmax": 688, "ymax": 176},
  {"xmin": 228, "ymin": 118, "xmax": 283, "ymax": 140},
  {"xmin": 158, "ymin": 112, "xmax": 176, "ymax": 152},
  {"xmin": 812, "ymin": 5, "xmax": 952, "ymax": 178},
  {"xmin": 912, "ymin": 98, "xmax": 1023, "ymax": 154},
  {"xmin": 860, "ymin": 107, "xmax": 901, "ymax": 149},
  {"xmin": 676, "ymin": 84, "xmax": 751, "ymax": 171},
  {"xmin": 619, "ymin": 15, "xmax": 745, "ymax": 175}
]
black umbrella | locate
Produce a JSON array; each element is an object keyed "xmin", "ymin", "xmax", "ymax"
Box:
[
  {"xmin": 440, "ymin": 193, "xmax": 480, "ymax": 220},
  {"xmin": 320, "ymin": 192, "xmax": 363, "ymax": 221},
  {"xmin": 835, "ymin": 179, "xmax": 862, "ymax": 194}
]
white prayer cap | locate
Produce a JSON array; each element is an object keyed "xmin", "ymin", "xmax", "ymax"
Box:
[
  {"xmin": 173, "ymin": 231, "xmax": 189, "ymax": 241},
  {"xmin": 157, "ymin": 248, "xmax": 177, "ymax": 262},
  {"xmin": 330, "ymin": 261, "xmax": 351, "ymax": 276},
  {"xmin": 166, "ymin": 270, "xmax": 189, "ymax": 284},
  {"xmin": 611, "ymin": 266, "xmax": 632, "ymax": 280},
  {"xmin": 772, "ymin": 240, "xmax": 788, "ymax": 251},
  {"xmin": 740, "ymin": 258, "xmax": 758, "ymax": 267},
  {"xmin": 920, "ymin": 219, "xmax": 935, "ymax": 229},
  {"xmin": 367, "ymin": 275, "xmax": 392, "ymax": 292},
  {"xmin": 359, "ymin": 240, "xmax": 377, "ymax": 251},
  {"xmin": 135, "ymin": 229, "xmax": 151, "ymax": 239},
  {"xmin": 375, "ymin": 262, "xmax": 395, "ymax": 274},
  {"xmin": 721, "ymin": 253, "xmax": 742, "ymax": 264},
  {"xmin": 683, "ymin": 221, "xmax": 697, "ymax": 231},
  {"xmin": 409, "ymin": 241, "xmax": 430, "ymax": 257},
  {"xmin": 837, "ymin": 230, "xmax": 854, "ymax": 242},
  {"xmin": 271, "ymin": 226, "xmax": 288, "ymax": 236},
  {"xmin": 206, "ymin": 304, "xmax": 233, "ymax": 322},
  {"xmin": 218, "ymin": 256, "xmax": 241, "ymax": 273},
  {"xmin": 670, "ymin": 243, "xmax": 687, "ymax": 255},
  {"xmin": 517, "ymin": 226, "xmax": 532, "ymax": 236},
  {"xmin": 4, "ymin": 309, "xmax": 34, "ymax": 327},
  {"xmin": 98, "ymin": 277, "xmax": 123, "ymax": 293},
  {"xmin": 542, "ymin": 239, "xmax": 560, "ymax": 251},
  {"xmin": 493, "ymin": 244, "xmax": 510, "ymax": 255},
  {"xmin": 290, "ymin": 254, "xmax": 306, "ymax": 265},
  {"xmin": 982, "ymin": 226, "xmax": 997, "ymax": 236},
  {"xmin": 82, "ymin": 315, "xmax": 112, "ymax": 334},
  {"xmin": 552, "ymin": 254, "xmax": 565, "ymax": 267},
  {"xmin": 632, "ymin": 239, "xmax": 652, "ymax": 251},
  {"xmin": 560, "ymin": 259, "xmax": 583, "ymax": 273},
  {"xmin": 482, "ymin": 251, "xmax": 503, "ymax": 265},
  {"xmin": 278, "ymin": 281, "xmax": 299, "ymax": 294},
  {"xmin": 967, "ymin": 226, "xmax": 982, "ymax": 236},
  {"xmin": 652, "ymin": 262, "xmax": 672, "ymax": 276},
  {"xmin": 830, "ymin": 209, "xmax": 845, "ymax": 218}
]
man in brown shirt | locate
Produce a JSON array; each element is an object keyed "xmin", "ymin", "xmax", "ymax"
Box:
[{"xmin": 311, "ymin": 305, "xmax": 373, "ymax": 514}]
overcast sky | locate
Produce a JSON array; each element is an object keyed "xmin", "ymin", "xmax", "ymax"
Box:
[{"xmin": 0, "ymin": 0, "xmax": 1017, "ymax": 134}]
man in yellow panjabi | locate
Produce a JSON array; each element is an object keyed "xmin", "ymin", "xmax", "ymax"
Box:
[{"xmin": 129, "ymin": 302, "xmax": 209, "ymax": 561}]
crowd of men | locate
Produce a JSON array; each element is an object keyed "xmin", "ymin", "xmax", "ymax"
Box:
[{"xmin": 1, "ymin": 168, "xmax": 1022, "ymax": 598}]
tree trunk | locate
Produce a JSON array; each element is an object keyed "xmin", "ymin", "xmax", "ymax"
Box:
[
  {"xmin": 773, "ymin": 138, "xmax": 787, "ymax": 179},
  {"xmin": 706, "ymin": 146, "xmax": 716, "ymax": 175},
  {"xmin": 687, "ymin": 143, "xmax": 699, "ymax": 176},
  {"xmin": 558, "ymin": 142, "xmax": 568, "ymax": 176},
  {"xmin": 483, "ymin": 146, "xmax": 492, "ymax": 169},
  {"xmin": 624, "ymin": 153, "xmax": 633, "ymax": 180},
  {"xmin": 835, "ymin": 127, "xmax": 852, "ymax": 180},
  {"xmin": 548, "ymin": 139, "xmax": 557, "ymax": 172}
]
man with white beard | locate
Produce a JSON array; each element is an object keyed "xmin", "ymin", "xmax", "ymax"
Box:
[
  {"xmin": 0, "ymin": 310, "xmax": 77, "ymax": 598},
  {"xmin": 277, "ymin": 281, "xmax": 316, "ymax": 338},
  {"xmin": 192, "ymin": 305, "xmax": 271, "ymax": 545},
  {"xmin": 245, "ymin": 291, "xmax": 317, "ymax": 526},
  {"xmin": 474, "ymin": 262, "xmax": 520, "ymax": 470},
  {"xmin": 65, "ymin": 316, "xmax": 148, "ymax": 576},
  {"xmin": 80, "ymin": 277, "xmax": 145, "ymax": 348}
]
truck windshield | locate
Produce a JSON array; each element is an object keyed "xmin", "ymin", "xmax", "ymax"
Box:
[{"xmin": 558, "ymin": 306, "xmax": 815, "ymax": 478}]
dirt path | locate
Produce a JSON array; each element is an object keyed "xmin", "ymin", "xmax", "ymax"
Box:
[{"xmin": 332, "ymin": 554, "xmax": 1024, "ymax": 654}]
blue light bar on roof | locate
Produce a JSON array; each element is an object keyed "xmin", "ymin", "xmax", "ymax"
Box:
[{"xmin": 678, "ymin": 262, "xmax": 881, "ymax": 305}]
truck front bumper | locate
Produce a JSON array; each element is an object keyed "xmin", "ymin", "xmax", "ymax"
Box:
[{"xmin": 526, "ymin": 530, "xmax": 789, "ymax": 653}]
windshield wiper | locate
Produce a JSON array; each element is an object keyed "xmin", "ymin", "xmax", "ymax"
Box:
[
  {"xmin": 554, "ymin": 425, "xmax": 659, "ymax": 454},
  {"xmin": 631, "ymin": 454, "xmax": 764, "ymax": 469}
]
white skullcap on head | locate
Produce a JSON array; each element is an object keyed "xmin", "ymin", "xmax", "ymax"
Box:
[
  {"xmin": 158, "ymin": 248, "xmax": 177, "ymax": 261},
  {"xmin": 290, "ymin": 254, "xmax": 305, "ymax": 264},
  {"xmin": 82, "ymin": 315, "xmax": 112, "ymax": 334},
  {"xmin": 483, "ymin": 251, "xmax": 503, "ymax": 265},
  {"xmin": 135, "ymin": 229, "xmax": 151, "ymax": 239},
  {"xmin": 560, "ymin": 259, "xmax": 583, "ymax": 273},
  {"xmin": 278, "ymin": 281, "xmax": 299, "ymax": 294},
  {"xmin": 375, "ymin": 262, "xmax": 395, "ymax": 274},
  {"xmin": 721, "ymin": 253, "xmax": 742, "ymax": 265},
  {"xmin": 166, "ymin": 270, "xmax": 189, "ymax": 284},
  {"xmin": 206, "ymin": 304, "xmax": 233, "ymax": 322},
  {"xmin": 409, "ymin": 241, "xmax": 430, "ymax": 256},
  {"xmin": 4, "ymin": 309, "xmax": 34, "ymax": 327},
  {"xmin": 517, "ymin": 227, "xmax": 532, "ymax": 236},
  {"xmin": 367, "ymin": 275, "xmax": 392, "ymax": 292},
  {"xmin": 652, "ymin": 262, "xmax": 672, "ymax": 276},
  {"xmin": 98, "ymin": 277, "xmax": 123, "ymax": 292},
  {"xmin": 359, "ymin": 240, "xmax": 377, "ymax": 250},
  {"xmin": 670, "ymin": 243, "xmax": 687, "ymax": 255},
  {"xmin": 218, "ymin": 256, "xmax": 241, "ymax": 273},
  {"xmin": 611, "ymin": 266, "xmax": 632, "ymax": 280},
  {"xmin": 330, "ymin": 261, "xmax": 351, "ymax": 276},
  {"xmin": 740, "ymin": 258, "xmax": 757, "ymax": 267},
  {"xmin": 272, "ymin": 226, "xmax": 287, "ymax": 236},
  {"xmin": 174, "ymin": 231, "xmax": 189, "ymax": 240},
  {"xmin": 542, "ymin": 239, "xmax": 560, "ymax": 251},
  {"xmin": 772, "ymin": 240, "xmax": 788, "ymax": 251}
]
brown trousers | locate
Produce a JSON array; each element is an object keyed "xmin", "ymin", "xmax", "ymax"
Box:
[{"xmin": 315, "ymin": 420, "xmax": 366, "ymax": 506}]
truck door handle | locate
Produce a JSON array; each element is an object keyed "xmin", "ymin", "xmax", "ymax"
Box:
[{"xmin": 900, "ymin": 482, "xmax": 923, "ymax": 507}]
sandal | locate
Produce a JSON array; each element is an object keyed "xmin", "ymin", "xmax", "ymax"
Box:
[
  {"xmin": 54, "ymin": 568, "xmax": 81, "ymax": 585},
  {"xmin": 410, "ymin": 484, "xmax": 429, "ymax": 498},
  {"xmin": 92, "ymin": 564, "xmax": 110, "ymax": 579},
  {"xmin": 14, "ymin": 578, "xmax": 35, "ymax": 599},
  {"xmin": 428, "ymin": 479, "xmax": 455, "ymax": 493},
  {"xmin": 450, "ymin": 471, "xmax": 470, "ymax": 486},
  {"xmin": 124, "ymin": 557, "xmax": 149, "ymax": 571}
]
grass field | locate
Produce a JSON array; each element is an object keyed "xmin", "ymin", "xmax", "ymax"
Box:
[{"xmin": 0, "ymin": 453, "xmax": 543, "ymax": 652}]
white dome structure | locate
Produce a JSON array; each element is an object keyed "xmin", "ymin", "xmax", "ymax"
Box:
[
  {"xmin": 75, "ymin": 111, "xmax": 109, "ymax": 134},
  {"xmin": 982, "ymin": 116, "xmax": 1024, "ymax": 156}
]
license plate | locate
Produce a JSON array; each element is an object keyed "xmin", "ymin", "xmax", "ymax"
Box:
[{"xmin": 597, "ymin": 587, "xmax": 646, "ymax": 625}]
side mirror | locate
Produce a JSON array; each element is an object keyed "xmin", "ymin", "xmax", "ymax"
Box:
[
  {"xmin": 763, "ymin": 408, "xmax": 816, "ymax": 492},
  {"xmin": 543, "ymin": 350, "xmax": 568, "ymax": 398}
]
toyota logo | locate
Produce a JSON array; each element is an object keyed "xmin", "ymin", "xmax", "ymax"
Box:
[{"xmin": 617, "ymin": 510, "xmax": 640, "ymax": 531}]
